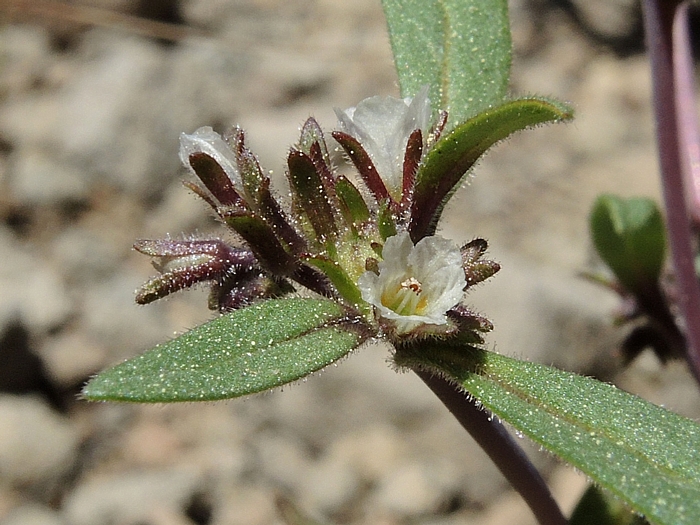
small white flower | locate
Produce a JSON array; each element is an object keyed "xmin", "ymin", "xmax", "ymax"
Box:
[
  {"xmin": 335, "ymin": 86, "xmax": 431, "ymax": 200},
  {"xmin": 358, "ymin": 231, "xmax": 465, "ymax": 334},
  {"xmin": 179, "ymin": 126, "xmax": 241, "ymax": 186}
]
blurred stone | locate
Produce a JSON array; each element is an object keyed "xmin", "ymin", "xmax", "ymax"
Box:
[
  {"xmin": 215, "ymin": 485, "xmax": 279, "ymax": 525},
  {"xmin": 255, "ymin": 432, "xmax": 310, "ymax": 491},
  {"xmin": 481, "ymin": 491, "xmax": 538, "ymax": 525},
  {"xmin": 0, "ymin": 26, "xmax": 52, "ymax": 97},
  {"xmin": 50, "ymin": 226, "xmax": 123, "ymax": 283},
  {"xmin": 572, "ymin": 57, "xmax": 651, "ymax": 156},
  {"xmin": 374, "ymin": 461, "xmax": 451, "ymax": 517},
  {"xmin": 549, "ymin": 466, "xmax": 589, "ymax": 516},
  {"xmin": 79, "ymin": 270, "xmax": 177, "ymax": 361},
  {"xmin": 0, "ymin": 322, "xmax": 61, "ymax": 406},
  {"xmin": 121, "ymin": 417, "xmax": 184, "ymax": 467},
  {"xmin": 73, "ymin": 0, "xmax": 141, "ymax": 13},
  {"xmin": 0, "ymin": 229, "xmax": 73, "ymax": 333},
  {"xmin": 38, "ymin": 330, "xmax": 106, "ymax": 387},
  {"xmin": 54, "ymin": 32, "xmax": 176, "ymax": 195},
  {"xmin": 8, "ymin": 146, "xmax": 90, "ymax": 205},
  {"xmin": 3, "ymin": 504, "xmax": 65, "ymax": 525},
  {"xmin": 329, "ymin": 424, "xmax": 405, "ymax": 482},
  {"xmin": 570, "ymin": 0, "xmax": 640, "ymax": 41},
  {"xmin": 0, "ymin": 395, "xmax": 78, "ymax": 487},
  {"xmin": 179, "ymin": 0, "xmax": 234, "ymax": 29},
  {"xmin": 299, "ymin": 450, "xmax": 360, "ymax": 515},
  {"xmin": 140, "ymin": 181, "xmax": 213, "ymax": 239},
  {"xmin": 0, "ymin": 31, "xmax": 181, "ymax": 198},
  {"xmin": 62, "ymin": 469, "xmax": 204, "ymax": 525}
]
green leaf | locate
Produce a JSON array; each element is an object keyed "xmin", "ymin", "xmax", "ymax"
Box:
[
  {"xmin": 83, "ymin": 298, "xmax": 366, "ymax": 402},
  {"xmin": 301, "ymin": 255, "xmax": 364, "ymax": 308},
  {"xmin": 570, "ymin": 485, "xmax": 648, "ymax": 525},
  {"xmin": 382, "ymin": 0, "xmax": 511, "ymax": 126},
  {"xmin": 223, "ymin": 211, "xmax": 296, "ymax": 275},
  {"xmin": 570, "ymin": 485, "xmax": 619, "ymax": 525},
  {"xmin": 410, "ymin": 97, "xmax": 573, "ymax": 240},
  {"xmin": 590, "ymin": 195, "xmax": 666, "ymax": 293},
  {"xmin": 287, "ymin": 149, "xmax": 338, "ymax": 241},
  {"xmin": 187, "ymin": 152, "xmax": 242, "ymax": 207},
  {"xmin": 396, "ymin": 345, "xmax": 700, "ymax": 525},
  {"xmin": 335, "ymin": 175, "xmax": 370, "ymax": 231},
  {"xmin": 377, "ymin": 200, "xmax": 398, "ymax": 241}
]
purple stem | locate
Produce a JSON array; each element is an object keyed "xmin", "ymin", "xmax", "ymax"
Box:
[
  {"xmin": 672, "ymin": 2, "xmax": 700, "ymax": 225},
  {"xmin": 415, "ymin": 370, "xmax": 569, "ymax": 525},
  {"xmin": 641, "ymin": 0, "xmax": 700, "ymax": 384}
]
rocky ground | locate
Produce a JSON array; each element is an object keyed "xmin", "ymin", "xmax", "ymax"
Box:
[{"xmin": 1, "ymin": 1, "xmax": 700, "ymax": 524}]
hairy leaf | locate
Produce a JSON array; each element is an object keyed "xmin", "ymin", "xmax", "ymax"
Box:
[
  {"xmin": 83, "ymin": 298, "xmax": 366, "ymax": 402},
  {"xmin": 410, "ymin": 97, "xmax": 573, "ymax": 240},
  {"xmin": 397, "ymin": 344, "xmax": 700, "ymax": 525},
  {"xmin": 382, "ymin": 0, "xmax": 511, "ymax": 126}
]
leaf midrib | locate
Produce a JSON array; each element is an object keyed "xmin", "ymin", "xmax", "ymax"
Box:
[{"xmin": 478, "ymin": 364, "xmax": 697, "ymax": 483}]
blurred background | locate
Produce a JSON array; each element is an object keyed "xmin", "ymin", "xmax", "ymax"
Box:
[{"xmin": 1, "ymin": 1, "xmax": 699, "ymax": 524}]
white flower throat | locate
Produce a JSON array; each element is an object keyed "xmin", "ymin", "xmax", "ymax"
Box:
[{"xmin": 382, "ymin": 276, "xmax": 427, "ymax": 316}]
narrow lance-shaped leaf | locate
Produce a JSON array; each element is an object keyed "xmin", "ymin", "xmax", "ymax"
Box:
[
  {"xmin": 223, "ymin": 211, "xmax": 297, "ymax": 276},
  {"xmin": 83, "ymin": 298, "xmax": 368, "ymax": 402},
  {"xmin": 332, "ymin": 131, "xmax": 394, "ymax": 208},
  {"xmin": 287, "ymin": 149, "xmax": 339, "ymax": 242},
  {"xmin": 377, "ymin": 200, "xmax": 398, "ymax": 241},
  {"xmin": 401, "ymin": 128, "xmax": 423, "ymax": 212},
  {"xmin": 410, "ymin": 97, "xmax": 573, "ymax": 241},
  {"xmin": 301, "ymin": 254, "xmax": 365, "ymax": 309},
  {"xmin": 381, "ymin": 0, "xmax": 511, "ymax": 127},
  {"xmin": 187, "ymin": 152, "xmax": 243, "ymax": 207},
  {"xmin": 396, "ymin": 344, "xmax": 700, "ymax": 525},
  {"xmin": 335, "ymin": 175, "xmax": 370, "ymax": 231},
  {"xmin": 298, "ymin": 117, "xmax": 331, "ymax": 162}
]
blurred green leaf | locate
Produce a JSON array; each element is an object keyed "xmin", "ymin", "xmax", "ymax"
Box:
[
  {"xmin": 410, "ymin": 97, "xmax": 573, "ymax": 240},
  {"xmin": 590, "ymin": 195, "xmax": 666, "ymax": 293},
  {"xmin": 570, "ymin": 485, "xmax": 619, "ymax": 525},
  {"xmin": 381, "ymin": 0, "xmax": 511, "ymax": 127},
  {"xmin": 571, "ymin": 484, "xmax": 650, "ymax": 525},
  {"xmin": 83, "ymin": 298, "xmax": 365, "ymax": 402},
  {"xmin": 396, "ymin": 344, "xmax": 700, "ymax": 525}
]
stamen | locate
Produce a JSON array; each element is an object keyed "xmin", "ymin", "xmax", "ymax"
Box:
[{"xmin": 401, "ymin": 276, "xmax": 422, "ymax": 294}]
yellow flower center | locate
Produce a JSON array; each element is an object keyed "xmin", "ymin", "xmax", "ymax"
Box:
[{"xmin": 381, "ymin": 276, "xmax": 428, "ymax": 316}]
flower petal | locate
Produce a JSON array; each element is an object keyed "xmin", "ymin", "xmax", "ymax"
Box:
[
  {"xmin": 179, "ymin": 127, "xmax": 241, "ymax": 187},
  {"xmin": 335, "ymin": 87, "xmax": 432, "ymax": 199}
]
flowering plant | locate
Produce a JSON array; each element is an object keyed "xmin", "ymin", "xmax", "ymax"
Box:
[{"xmin": 83, "ymin": 1, "xmax": 700, "ymax": 524}]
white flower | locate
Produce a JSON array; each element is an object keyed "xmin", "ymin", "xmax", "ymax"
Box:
[
  {"xmin": 358, "ymin": 231, "xmax": 465, "ymax": 334},
  {"xmin": 179, "ymin": 126, "xmax": 241, "ymax": 186},
  {"xmin": 335, "ymin": 86, "xmax": 432, "ymax": 200}
]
